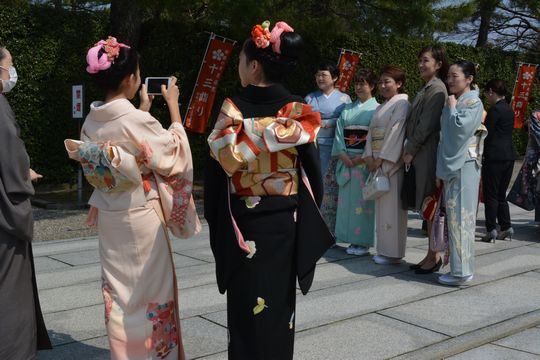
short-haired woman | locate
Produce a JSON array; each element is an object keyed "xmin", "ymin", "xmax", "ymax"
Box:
[
  {"xmin": 332, "ymin": 68, "xmax": 379, "ymax": 255},
  {"xmin": 0, "ymin": 45, "xmax": 52, "ymax": 360},
  {"xmin": 364, "ymin": 65, "xmax": 410, "ymax": 265}
]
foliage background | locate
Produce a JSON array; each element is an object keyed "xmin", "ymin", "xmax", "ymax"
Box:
[{"xmin": 0, "ymin": 3, "xmax": 538, "ymax": 184}]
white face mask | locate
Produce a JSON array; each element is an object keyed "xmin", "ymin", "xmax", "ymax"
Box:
[{"xmin": 0, "ymin": 66, "xmax": 18, "ymax": 93}]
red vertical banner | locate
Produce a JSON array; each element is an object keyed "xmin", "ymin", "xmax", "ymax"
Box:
[
  {"xmin": 511, "ymin": 63, "xmax": 537, "ymax": 129},
  {"xmin": 184, "ymin": 34, "xmax": 236, "ymax": 134},
  {"xmin": 335, "ymin": 50, "xmax": 361, "ymax": 93}
]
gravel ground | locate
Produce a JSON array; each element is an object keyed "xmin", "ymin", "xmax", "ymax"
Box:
[
  {"xmin": 33, "ymin": 207, "xmax": 98, "ymax": 242},
  {"xmin": 32, "ymin": 199, "xmax": 205, "ymax": 242}
]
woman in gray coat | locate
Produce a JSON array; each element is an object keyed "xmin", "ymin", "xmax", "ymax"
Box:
[{"xmin": 402, "ymin": 45, "xmax": 449, "ymax": 274}]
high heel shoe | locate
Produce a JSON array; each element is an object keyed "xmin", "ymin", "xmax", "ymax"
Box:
[
  {"xmin": 481, "ymin": 229, "xmax": 498, "ymax": 243},
  {"xmin": 497, "ymin": 227, "xmax": 514, "ymax": 241},
  {"xmin": 415, "ymin": 259, "xmax": 443, "ymax": 274}
]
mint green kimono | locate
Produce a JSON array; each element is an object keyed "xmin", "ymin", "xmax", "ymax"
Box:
[
  {"xmin": 332, "ymin": 98, "xmax": 378, "ymax": 246},
  {"xmin": 437, "ymin": 89, "xmax": 486, "ymax": 277}
]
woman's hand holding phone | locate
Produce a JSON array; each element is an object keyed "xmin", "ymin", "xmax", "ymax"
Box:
[
  {"xmin": 162, "ymin": 76, "xmax": 182, "ymax": 123},
  {"xmin": 139, "ymin": 84, "xmax": 154, "ymax": 112}
]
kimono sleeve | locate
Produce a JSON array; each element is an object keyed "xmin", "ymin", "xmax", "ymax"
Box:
[
  {"xmin": 404, "ymin": 88, "xmax": 446, "ymax": 156},
  {"xmin": 331, "ymin": 110, "xmax": 347, "ymax": 156},
  {"xmin": 363, "ymin": 128, "xmax": 373, "ymax": 158},
  {"xmin": 128, "ymin": 112, "xmax": 193, "ymax": 178},
  {"xmin": 379, "ymin": 99, "xmax": 409, "ymax": 163},
  {"xmin": 0, "ymin": 121, "xmax": 34, "ymax": 204}
]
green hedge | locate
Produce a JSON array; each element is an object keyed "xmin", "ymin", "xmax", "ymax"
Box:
[{"xmin": 1, "ymin": 5, "xmax": 537, "ymax": 184}]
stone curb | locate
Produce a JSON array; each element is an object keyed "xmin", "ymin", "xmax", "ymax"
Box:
[{"xmin": 391, "ymin": 309, "xmax": 540, "ymax": 359}]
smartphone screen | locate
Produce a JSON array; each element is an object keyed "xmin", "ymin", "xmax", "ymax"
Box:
[{"xmin": 146, "ymin": 77, "xmax": 170, "ymax": 95}]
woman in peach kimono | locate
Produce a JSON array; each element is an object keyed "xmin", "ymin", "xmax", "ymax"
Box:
[
  {"xmin": 364, "ymin": 65, "xmax": 410, "ymax": 265},
  {"xmin": 65, "ymin": 37, "xmax": 200, "ymax": 360}
]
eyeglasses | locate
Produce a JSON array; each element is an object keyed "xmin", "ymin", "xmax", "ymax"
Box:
[{"xmin": 315, "ymin": 72, "xmax": 332, "ymax": 78}]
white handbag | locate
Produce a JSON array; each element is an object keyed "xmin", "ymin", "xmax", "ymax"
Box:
[{"xmin": 363, "ymin": 168, "xmax": 390, "ymax": 200}]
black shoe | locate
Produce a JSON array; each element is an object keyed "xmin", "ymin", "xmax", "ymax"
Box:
[
  {"xmin": 415, "ymin": 259, "xmax": 442, "ymax": 274},
  {"xmin": 409, "ymin": 263, "xmax": 423, "ymax": 270}
]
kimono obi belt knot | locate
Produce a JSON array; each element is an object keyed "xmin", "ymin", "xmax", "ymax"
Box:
[
  {"xmin": 230, "ymin": 149, "xmax": 300, "ymax": 196},
  {"xmin": 208, "ymin": 99, "xmax": 321, "ymax": 197},
  {"xmin": 468, "ymin": 124, "xmax": 488, "ymax": 164},
  {"xmin": 370, "ymin": 126, "xmax": 386, "ymax": 152},
  {"xmin": 77, "ymin": 141, "xmax": 139, "ymax": 193}
]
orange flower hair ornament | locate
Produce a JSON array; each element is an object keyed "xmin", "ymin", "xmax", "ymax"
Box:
[
  {"xmin": 251, "ymin": 21, "xmax": 294, "ymax": 54},
  {"xmin": 251, "ymin": 21, "xmax": 271, "ymax": 49},
  {"xmin": 86, "ymin": 36, "xmax": 131, "ymax": 74}
]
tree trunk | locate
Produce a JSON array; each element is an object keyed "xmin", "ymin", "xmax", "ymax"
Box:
[
  {"xmin": 475, "ymin": 0, "xmax": 499, "ymax": 47},
  {"xmin": 110, "ymin": 0, "xmax": 143, "ymax": 48}
]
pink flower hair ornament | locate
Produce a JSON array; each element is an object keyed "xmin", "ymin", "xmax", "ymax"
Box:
[
  {"xmin": 250, "ymin": 21, "xmax": 294, "ymax": 55},
  {"xmin": 269, "ymin": 21, "xmax": 294, "ymax": 54},
  {"xmin": 86, "ymin": 36, "xmax": 131, "ymax": 74}
]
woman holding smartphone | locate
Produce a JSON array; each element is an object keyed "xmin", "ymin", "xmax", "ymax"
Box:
[{"xmin": 65, "ymin": 36, "xmax": 200, "ymax": 359}]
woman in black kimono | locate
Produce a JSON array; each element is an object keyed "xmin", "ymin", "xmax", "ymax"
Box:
[
  {"xmin": 204, "ymin": 21, "xmax": 333, "ymax": 359},
  {"xmin": 0, "ymin": 46, "xmax": 52, "ymax": 359}
]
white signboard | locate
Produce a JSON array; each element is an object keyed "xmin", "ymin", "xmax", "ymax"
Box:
[{"xmin": 72, "ymin": 85, "xmax": 83, "ymax": 119}]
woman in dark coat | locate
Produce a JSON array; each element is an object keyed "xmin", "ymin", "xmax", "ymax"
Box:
[
  {"xmin": 0, "ymin": 46, "xmax": 52, "ymax": 359},
  {"xmin": 204, "ymin": 21, "xmax": 333, "ymax": 359},
  {"xmin": 402, "ymin": 45, "xmax": 448, "ymax": 274}
]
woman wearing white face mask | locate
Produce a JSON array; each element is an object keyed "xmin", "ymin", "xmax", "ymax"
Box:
[{"xmin": 0, "ymin": 46, "xmax": 52, "ymax": 359}]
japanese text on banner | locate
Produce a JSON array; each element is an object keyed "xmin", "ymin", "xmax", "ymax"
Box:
[
  {"xmin": 511, "ymin": 63, "xmax": 537, "ymax": 129},
  {"xmin": 335, "ymin": 51, "xmax": 361, "ymax": 93},
  {"xmin": 185, "ymin": 35, "xmax": 235, "ymax": 134}
]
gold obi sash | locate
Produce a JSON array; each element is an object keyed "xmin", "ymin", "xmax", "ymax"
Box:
[
  {"xmin": 208, "ymin": 99, "xmax": 321, "ymax": 196},
  {"xmin": 370, "ymin": 127, "xmax": 386, "ymax": 152},
  {"xmin": 231, "ymin": 148, "xmax": 299, "ymax": 196}
]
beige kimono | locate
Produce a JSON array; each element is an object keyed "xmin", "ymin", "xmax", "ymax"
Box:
[
  {"xmin": 364, "ymin": 94, "xmax": 410, "ymax": 258},
  {"xmin": 65, "ymin": 99, "xmax": 201, "ymax": 360}
]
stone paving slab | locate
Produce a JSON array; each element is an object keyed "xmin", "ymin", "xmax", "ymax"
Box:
[
  {"xmin": 380, "ymin": 272, "xmax": 540, "ymax": 337},
  {"xmin": 177, "ymin": 263, "xmax": 218, "ymax": 290},
  {"xmin": 202, "ymin": 273, "xmax": 456, "ymax": 331},
  {"xmin": 173, "ymin": 253, "xmax": 208, "ymax": 268},
  {"xmin": 493, "ymin": 327, "xmax": 540, "ymax": 355},
  {"xmin": 43, "ymin": 305, "xmax": 105, "ymax": 346},
  {"xmin": 37, "ymin": 335, "xmax": 109, "ymax": 360},
  {"xmin": 37, "ymin": 264, "xmax": 101, "ymax": 290},
  {"xmin": 49, "ymin": 249, "xmax": 101, "ymax": 266},
  {"xmin": 177, "ymin": 247, "xmax": 216, "ymax": 263},
  {"xmin": 182, "ymin": 317, "xmax": 228, "ymax": 359},
  {"xmin": 40, "ymin": 281, "xmax": 101, "ymax": 314},
  {"xmin": 179, "ymin": 284, "xmax": 227, "ymax": 319},
  {"xmin": 471, "ymin": 245, "xmax": 540, "ymax": 283},
  {"xmin": 447, "ymin": 344, "xmax": 540, "ymax": 359},
  {"xmin": 197, "ymin": 351, "xmax": 228, "ymax": 360},
  {"xmin": 33, "ymin": 237, "xmax": 99, "ymax": 257},
  {"xmin": 308, "ymin": 247, "xmax": 425, "ymax": 291},
  {"xmin": 34, "ymin": 256, "xmax": 73, "ymax": 272},
  {"xmin": 293, "ymin": 313, "xmax": 448, "ymax": 360}
]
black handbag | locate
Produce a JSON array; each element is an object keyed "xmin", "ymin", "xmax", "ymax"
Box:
[{"xmin": 401, "ymin": 163, "xmax": 417, "ymax": 210}]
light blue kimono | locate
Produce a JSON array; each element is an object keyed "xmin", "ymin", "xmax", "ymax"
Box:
[
  {"xmin": 437, "ymin": 89, "xmax": 485, "ymax": 277},
  {"xmin": 332, "ymin": 98, "xmax": 378, "ymax": 246},
  {"xmin": 305, "ymin": 89, "xmax": 352, "ymax": 176}
]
